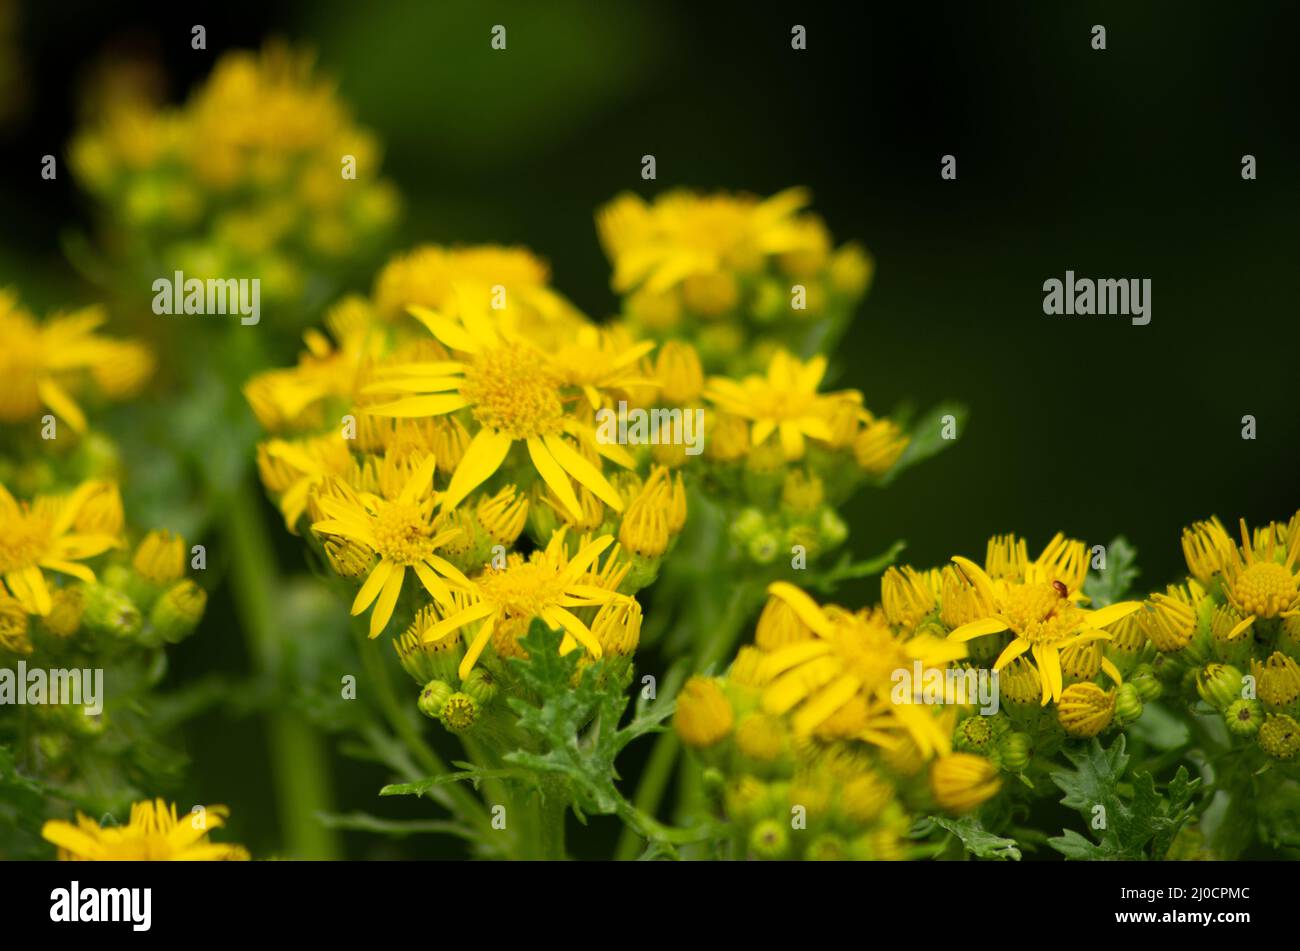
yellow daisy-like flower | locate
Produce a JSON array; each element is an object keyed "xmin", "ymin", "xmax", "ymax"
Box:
[
  {"xmin": 596, "ymin": 187, "xmax": 818, "ymax": 294},
  {"xmin": 0, "ymin": 481, "xmax": 121, "ymax": 615},
  {"xmin": 42, "ymin": 799, "xmax": 249, "ymax": 861},
  {"xmin": 0, "ymin": 290, "xmax": 152, "ymax": 432},
  {"xmin": 1220, "ymin": 516, "xmax": 1300, "ymax": 629},
  {"xmin": 256, "ymin": 433, "xmax": 354, "ymax": 531},
  {"xmin": 372, "ymin": 244, "xmax": 586, "ymax": 345},
  {"xmin": 756, "ymin": 582, "xmax": 968, "ymax": 756},
  {"xmin": 705, "ymin": 350, "xmax": 857, "ymax": 461},
  {"xmin": 548, "ymin": 324, "xmax": 656, "ymax": 410},
  {"xmin": 310, "ymin": 454, "xmax": 469, "ymax": 637},
  {"xmin": 363, "ymin": 307, "xmax": 632, "ymax": 522},
  {"xmin": 243, "ymin": 300, "xmax": 379, "ymax": 433},
  {"xmin": 945, "ymin": 534, "xmax": 1141, "ymax": 705},
  {"xmin": 415, "ymin": 531, "xmax": 632, "ymax": 681}
]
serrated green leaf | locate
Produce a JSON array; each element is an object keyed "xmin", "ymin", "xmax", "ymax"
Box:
[
  {"xmin": 1047, "ymin": 735, "xmax": 1200, "ymax": 860},
  {"xmin": 1083, "ymin": 535, "xmax": 1140, "ymax": 608},
  {"xmin": 931, "ymin": 815, "xmax": 1022, "ymax": 861}
]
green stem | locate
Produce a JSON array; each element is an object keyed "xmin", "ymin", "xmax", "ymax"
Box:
[
  {"xmin": 353, "ymin": 624, "xmax": 494, "ymax": 839},
  {"xmin": 613, "ymin": 582, "xmax": 759, "ymax": 860},
  {"xmin": 227, "ymin": 479, "xmax": 340, "ymax": 860}
]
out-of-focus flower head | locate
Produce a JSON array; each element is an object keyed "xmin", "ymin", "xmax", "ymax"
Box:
[{"xmin": 597, "ymin": 187, "xmax": 873, "ymax": 373}]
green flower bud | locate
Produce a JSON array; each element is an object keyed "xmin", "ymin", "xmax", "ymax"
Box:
[
  {"xmin": 461, "ymin": 668, "xmax": 498, "ymax": 708},
  {"xmin": 1225, "ymin": 699, "xmax": 1264, "ymax": 737},
  {"xmin": 956, "ymin": 715, "xmax": 993, "ymax": 752},
  {"xmin": 1129, "ymin": 664, "xmax": 1163, "ymax": 702},
  {"xmin": 730, "ymin": 508, "xmax": 767, "ymax": 546},
  {"xmin": 997, "ymin": 732, "xmax": 1032, "ymax": 772},
  {"xmin": 1196, "ymin": 664, "xmax": 1245, "ymax": 712},
  {"xmin": 747, "ymin": 532, "xmax": 780, "ymax": 565},
  {"xmin": 80, "ymin": 583, "xmax": 142, "ymax": 641},
  {"xmin": 396, "ymin": 612, "xmax": 464, "ymax": 684},
  {"xmin": 817, "ymin": 508, "xmax": 848, "ymax": 551},
  {"xmin": 805, "ymin": 834, "xmax": 847, "ymax": 861},
  {"xmin": 440, "ymin": 692, "xmax": 479, "ymax": 733},
  {"xmin": 1257, "ymin": 714, "xmax": 1300, "ymax": 761},
  {"xmin": 1114, "ymin": 682, "xmax": 1144, "ymax": 725},
  {"xmin": 748, "ymin": 818, "xmax": 789, "ymax": 860},
  {"xmin": 149, "ymin": 580, "xmax": 207, "ymax": 644},
  {"xmin": 417, "ymin": 680, "xmax": 454, "ymax": 720}
]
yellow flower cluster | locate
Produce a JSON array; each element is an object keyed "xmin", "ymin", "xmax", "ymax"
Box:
[
  {"xmin": 246, "ymin": 243, "xmax": 696, "ymax": 728},
  {"xmin": 70, "ymin": 43, "xmax": 398, "ymax": 306},
  {"xmin": 1133, "ymin": 511, "xmax": 1300, "ymax": 760},
  {"xmin": 598, "ymin": 187, "xmax": 873, "ymax": 373},
  {"xmin": 674, "ymin": 581, "xmax": 1000, "ymax": 859}
]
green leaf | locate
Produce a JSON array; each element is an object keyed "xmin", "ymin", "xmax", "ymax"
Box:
[
  {"xmin": 1047, "ymin": 735, "xmax": 1199, "ymax": 860},
  {"xmin": 879, "ymin": 401, "xmax": 969, "ymax": 486},
  {"xmin": 1083, "ymin": 535, "xmax": 1140, "ymax": 608},
  {"xmin": 315, "ymin": 811, "xmax": 479, "ymax": 841},
  {"xmin": 504, "ymin": 620, "xmax": 672, "ymax": 817},
  {"xmin": 812, "ymin": 539, "xmax": 906, "ymax": 593},
  {"xmin": 931, "ymin": 815, "xmax": 1022, "ymax": 861},
  {"xmin": 379, "ymin": 766, "xmax": 522, "ymax": 798}
]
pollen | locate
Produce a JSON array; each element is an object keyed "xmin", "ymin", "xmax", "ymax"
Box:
[
  {"xmin": 460, "ymin": 343, "xmax": 564, "ymax": 440},
  {"xmin": 1000, "ymin": 582, "xmax": 1080, "ymax": 645},
  {"xmin": 370, "ymin": 499, "xmax": 435, "ymax": 565},
  {"xmin": 477, "ymin": 561, "xmax": 564, "ymax": 620},
  {"xmin": 1228, "ymin": 561, "xmax": 1298, "ymax": 618}
]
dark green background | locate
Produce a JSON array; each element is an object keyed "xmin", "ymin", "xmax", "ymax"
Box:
[{"xmin": 3, "ymin": 0, "xmax": 1296, "ymax": 857}]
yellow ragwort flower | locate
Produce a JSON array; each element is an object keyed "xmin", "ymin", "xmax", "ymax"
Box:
[
  {"xmin": 705, "ymin": 350, "xmax": 857, "ymax": 461},
  {"xmin": 43, "ymin": 799, "xmax": 248, "ymax": 861},
  {"xmin": 945, "ymin": 534, "xmax": 1139, "ymax": 705},
  {"xmin": 0, "ymin": 289, "xmax": 152, "ymax": 432},
  {"xmin": 363, "ymin": 307, "xmax": 633, "ymax": 521},
  {"xmin": 414, "ymin": 531, "xmax": 633, "ymax": 681},
  {"xmin": 757, "ymin": 582, "xmax": 967, "ymax": 756},
  {"xmin": 0, "ymin": 481, "xmax": 121, "ymax": 615},
  {"xmin": 310, "ymin": 454, "xmax": 469, "ymax": 637}
]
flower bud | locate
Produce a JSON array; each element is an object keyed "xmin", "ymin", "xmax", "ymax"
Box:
[
  {"xmin": 805, "ymin": 834, "xmax": 848, "ymax": 861},
  {"xmin": 1252, "ymin": 653, "xmax": 1300, "ymax": 717},
  {"xmin": 149, "ymin": 579, "xmax": 206, "ymax": 644},
  {"xmin": 674, "ymin": 677, "xmax": 734, "ymax": 748},
  {"xmin": 461, "ymin": 668, "xmax": 498, "ymax": 708},
  {"xmin": 748, "ymin": 818, "xmax": 789, "ymax": 860},
  {"xmin": 955, "ymin": 715, "xmax": 993, "ymax": 752},
  {"xmin": 417, "ymin": 680, "xmax": 454, "ymax": 720},
  {"xmin": 1057, "ymin": 683, "xmax": 1116, "ymax": 737},
  {"xmin": 1258, "ymin": 713, "xmax": 1300, "ymax": 761},
  {"xmin": 41, "ymin": 588, "xmax": 84, "ymax": 640},
  {"xmin": 997, "ymin": 732, "xmax": 1032, "ymax": 772},
  {"xmin": 1225, "ymin": 699, "xmax": 1264, "ymax": 737},
  {"xmin": 0, "ymin": 595, "xmax": 31, "ymax": 656},
  {"xmin": 1196, "ymin": 663, "xmax": 1245, "ymax": 712},
  {"xmin": 1129, "ymin": 663, "xmax": 1164, "ymax": 701},
  {"xmin": 80, "ymin": 583, "xmax": 143, "ymax": 640},
  {"xmin": 133, "ymin": 530, "xmax": 186, "ymax": 586},
  {"xmin": 1114, "ymin": 682, "xmax": 1144, "ymax": 725},
  {"xmin": 930, "ymin": 753, "xmax": 1001, "ymax": 814},
  {"xmin": 439, "ymin": 692, "xmax": 479, "ymax": 733},
  {"xmin": 396, "ymin": 608, "xmax": 465, "ymax": 684}
]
